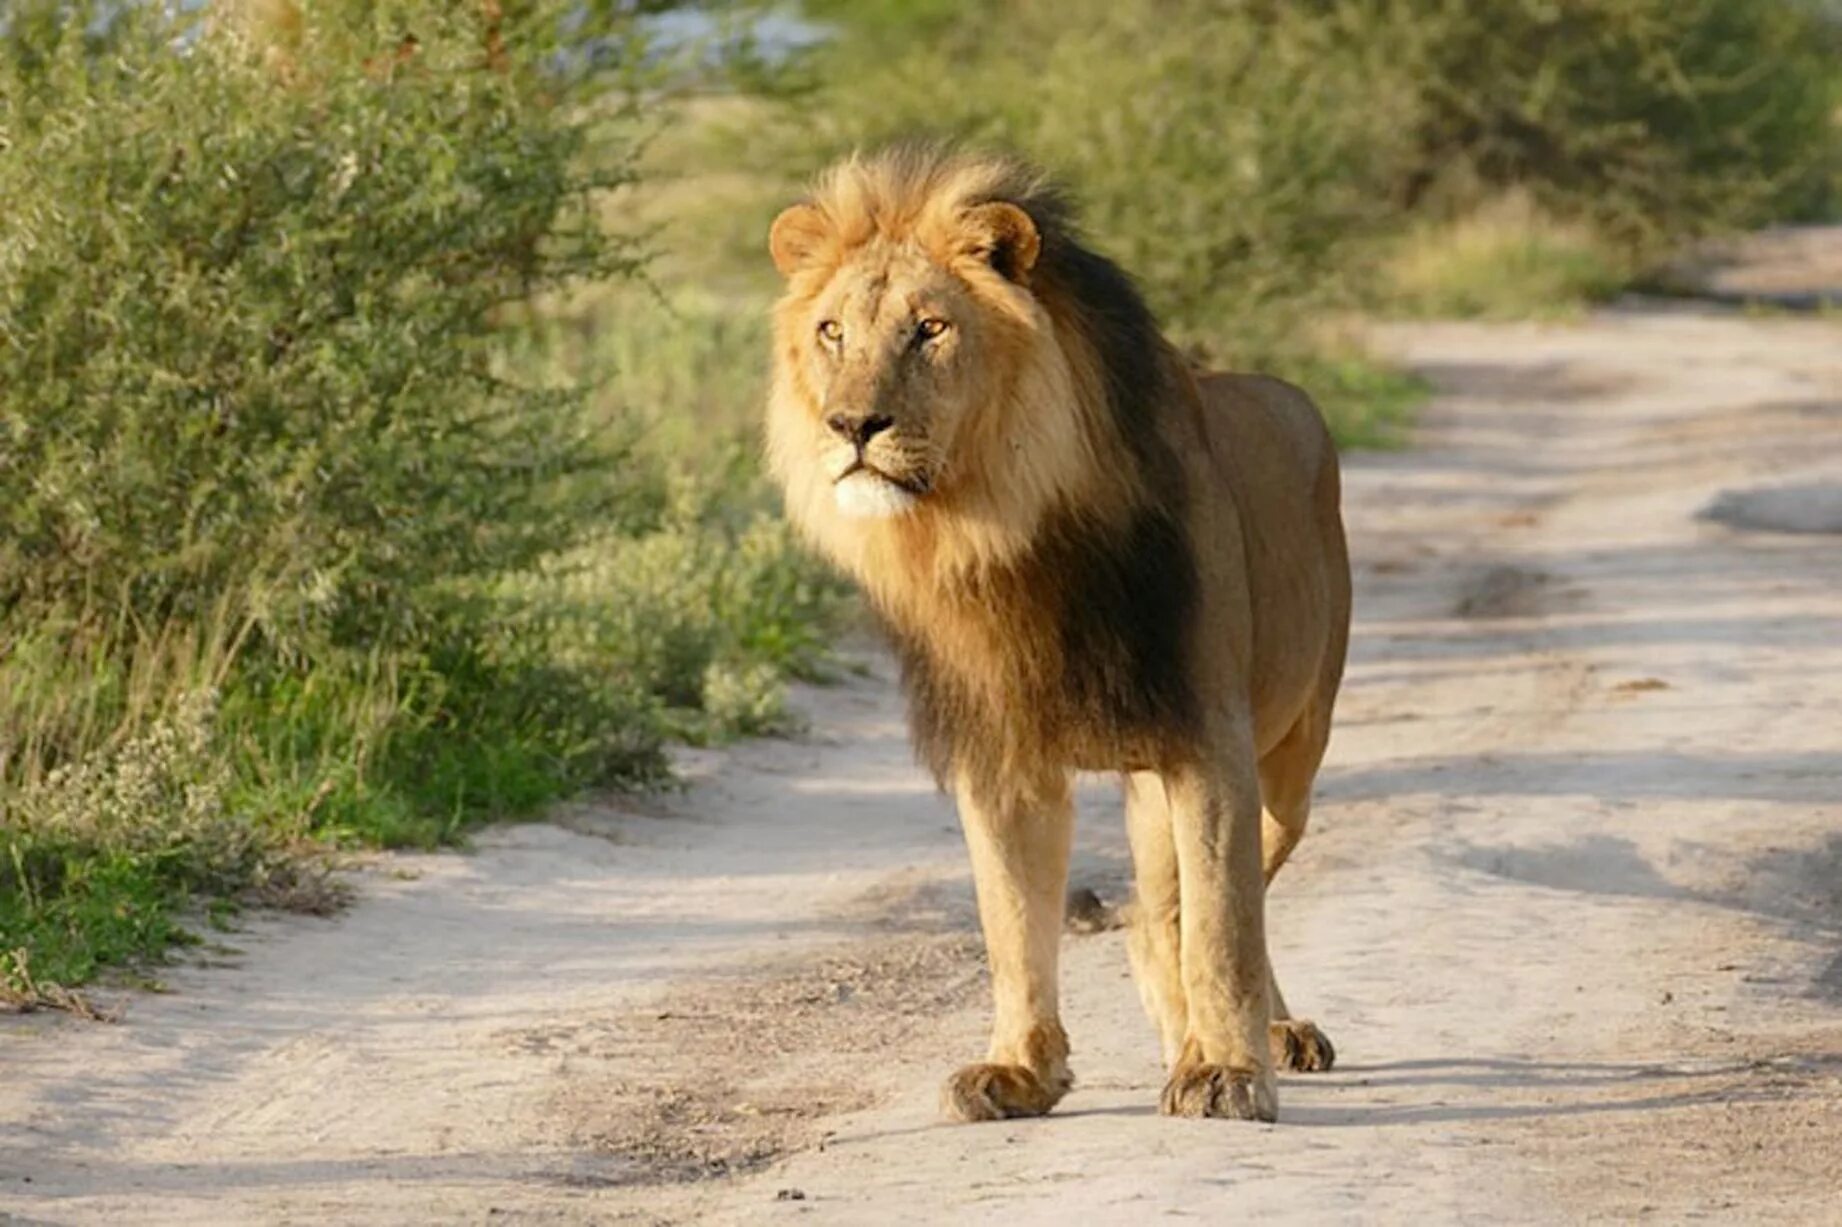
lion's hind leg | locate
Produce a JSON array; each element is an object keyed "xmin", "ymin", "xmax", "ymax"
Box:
[
  {"xmin": 1259, "ymin": 706, "xmax": 1336, "ymax": 1073},
  {"xmin": 1124, "ymin": 772, "xmax": 1187, "ymax": 1068}
]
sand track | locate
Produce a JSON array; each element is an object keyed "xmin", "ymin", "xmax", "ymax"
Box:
[{"xmin": 5, "ymin": 303, "xmax": 1842, "ymax": 1224}]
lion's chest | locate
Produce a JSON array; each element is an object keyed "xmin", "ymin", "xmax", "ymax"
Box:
[{"xmin": 880, "ymin": 508, "xmax": 1202, "ymax": 784}]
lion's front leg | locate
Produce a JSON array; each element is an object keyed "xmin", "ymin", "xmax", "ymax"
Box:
[
  {"xmin": 941, "ymin": 770, "xmax": 1075, "ymax": 1123},
  {"xmin": 1159, "ymin": 727, "xmax": 1278, "ymax": 1122}
]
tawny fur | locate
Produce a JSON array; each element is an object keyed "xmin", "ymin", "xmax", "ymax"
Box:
[{"xmin": 766, "ymin": 145, "xmax": 1351, "ymax": 1124}]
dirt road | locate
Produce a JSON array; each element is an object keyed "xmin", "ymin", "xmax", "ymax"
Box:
[{"xmin": 6, "ymin": 303, "xmax": 1842, "ymax": 1224}]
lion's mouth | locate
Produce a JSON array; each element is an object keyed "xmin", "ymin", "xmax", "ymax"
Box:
[
  {"xmin": 836, "ymin": 457, "xmax": 930, "ymax": 497},
  {"xmin": 833, "ymin": 460, "xmax": 928, "ymax": 520}
]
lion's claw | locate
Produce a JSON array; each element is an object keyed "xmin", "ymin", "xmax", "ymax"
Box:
[
  {"xmin": 1159, "ymin": 1063, "xmax": 1277, "ymax": 1121},
  {"xmin": 941, "ymin": 1062, "xmax": 1070, "ymax": 1122},
  {"xmin": 1270, "ymin": 1019, "xmax": 1336, "ymax": 1072}
]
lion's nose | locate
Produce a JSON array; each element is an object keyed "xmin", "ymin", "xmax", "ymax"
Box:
[{"xmin": 825, "ymin": 412, "xmax": 894, "ymax": 447}]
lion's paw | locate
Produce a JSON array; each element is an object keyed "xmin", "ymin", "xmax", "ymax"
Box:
[
  {"xmin": 1159, "ymin": 1063, "xmax": 1277, "ymax": 1122},
  {"xmin": 940, "ymin": 1062, "xmax": 1071, "ymax": 1123},
  {"xmin": 1269, "ymin": 1019, "xmax": 1336, "ymax": 1072}
]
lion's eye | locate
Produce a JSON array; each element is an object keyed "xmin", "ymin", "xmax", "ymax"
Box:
[
  {"xmin": 917, "ymin": 318, "xmax": 950, "ymax": 341},
  {"xmin": 817, "ymin": 320, "xmax": 843, "ymax": 344}
]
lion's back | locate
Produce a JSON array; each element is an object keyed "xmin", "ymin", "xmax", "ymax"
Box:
[
  {"xmin": 1194, "ymin": 372, "xmax": 1337, "ymax": 502},
  {"xmin": 1190, "ymin": 370, "xmax": 1351, "ymax": 746}
]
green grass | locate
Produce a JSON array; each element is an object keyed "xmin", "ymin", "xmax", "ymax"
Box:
[
  {"xmin": 1380, "ymin": 195, "xmax": 1633, "ymax": 321},
  {"xmin": 1292, "ymin": 352, "xmax": 1429, "ymax": 450},
  {"xmin": 3, "ymin": 689, "xmax": 317, "ymax": 993}
]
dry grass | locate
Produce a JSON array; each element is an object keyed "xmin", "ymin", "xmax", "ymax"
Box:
[
  {"xmin": 0, "ymin": 948, "xmax": 120, "ymax": 1020},
  {"xmin": 1381, "ymin": 193, "xmax": 1633, "ymax": 320}
]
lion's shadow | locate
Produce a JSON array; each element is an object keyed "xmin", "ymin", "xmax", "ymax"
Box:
[{"xmin": 834, "ymin": 1052, "xmax": 1834, "ymax": 1143}]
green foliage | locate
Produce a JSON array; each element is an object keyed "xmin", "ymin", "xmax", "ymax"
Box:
[
  {"xmin": 0, "ymin": 691, "xmax": 303, "ymax": 990},
  {"xmin": 784, "ymin": 0, "xmax": 1415, "ymax": 384},
  {"xmin": 786, "ymin": 0, "xmax": 1842, "ymax": 338},
  {"xmin": 1365, "ymin": 0, "xmax": 1842, "ymax": 241},
  {"xmin": 1284, "ymin": 353, "xmax": 1427, "ymax": 451},
  {"xmin": 754, "ymin": 0, "xmax": 1429, "ymax": 428},
  {"xmin": 0, "ymin": 3, "xmax": 636, "ymax": 654},
  {"xmin": 0, "ymin": 3, "xmax": 844, "ymax": 995}
]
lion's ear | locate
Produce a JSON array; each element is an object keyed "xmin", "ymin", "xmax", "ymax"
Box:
[
  {"xmin": 962, "ymin": 201, "xmax": 1041, "ymax": 284},
  {"xmin": 769, "ymin": 203, "xmax": 831, "ymax": 278}
]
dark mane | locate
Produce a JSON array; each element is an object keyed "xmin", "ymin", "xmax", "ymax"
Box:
[
  {"xmin": 980, "ymin": 170, "xmax": 1189, "ymax": 503},
  {"xmin": 898, "ymin": 153, "xmax": 1203, "ymax": 786},
  {"xmin": 892, "ymin": 499, "xmax": 1202, "ymax": 786}
]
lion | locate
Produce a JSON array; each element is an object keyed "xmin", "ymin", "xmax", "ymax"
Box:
[{"xmin": 765, "ymin": 146, "xmax": 1350, "ymax": 1124}]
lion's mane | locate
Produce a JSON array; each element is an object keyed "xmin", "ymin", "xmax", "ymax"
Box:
[{"xmin": 767, "ymin": 146, "xmax": 1209, "ymax": 787}]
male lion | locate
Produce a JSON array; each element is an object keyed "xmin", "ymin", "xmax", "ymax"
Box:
[{"xmin": 765, "ymin": 146, "xmax": 1350, "ymax": 1124}]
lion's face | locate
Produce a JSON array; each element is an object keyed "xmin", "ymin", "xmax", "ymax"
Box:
[
  {"xmin": 776, "ymin": 246, "xmax": 1001, "ymax": 520},
  {"xmin": 765, "ymin": 167, "xmax": 1134, "ymax": 586},
  {"xmin": 767, "ymin": 192, "xmax": 1056, "ymax": 528}
]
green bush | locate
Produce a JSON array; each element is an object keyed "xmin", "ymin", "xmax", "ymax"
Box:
[
  {"xmin": 0, "ymin": 2, "xmax": 636, "ymax": 658},
  {"xmin": 1380, "ymin": 193, "xmax": 1632, "ymax": 320},
  {"xmin": 0, "ymin": 3, "xmax": 845, "ymax": 995},
  {"xmin": 0, "ymin": 691, "xmax": 322, "ymax": 990},
  {"xmin": 1363, "ymin": 0, "xmax": 1842, "ymax": 241},
  {"xmin": 782, "ymin": 0, "xmax": 1841, "ymax": 335},
  {"xmin": 786, "ymin": 0, "xmax": 1416, "ymax": 374}
]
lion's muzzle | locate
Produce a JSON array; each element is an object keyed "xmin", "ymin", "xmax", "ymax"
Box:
[{"xmin": 824, "ymin": 409, "xmax": 894, "ymax": 448}]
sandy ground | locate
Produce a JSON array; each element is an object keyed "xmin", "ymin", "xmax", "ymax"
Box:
[
  {"xmin": 5, "ymin": 302, "xmax": 1842, "ymax": 1225},
  {"xmin": 1661, "ymin": 224, "xmax": 1842, "ymax": 310}
]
